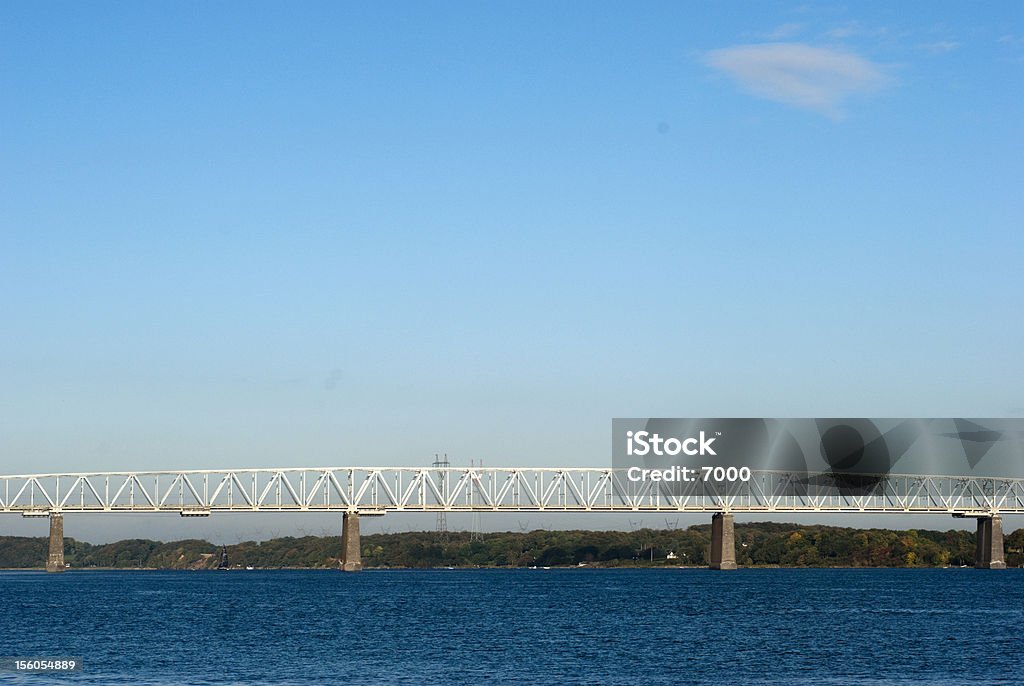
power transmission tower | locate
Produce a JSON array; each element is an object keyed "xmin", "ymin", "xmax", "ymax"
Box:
[
  {"xmin": 469, "ymin": 459, "xmax": 483, "ymax": 542},
  {"xmin": 433, "ymin": 453, "xmax": 450, "ymax": 543}
]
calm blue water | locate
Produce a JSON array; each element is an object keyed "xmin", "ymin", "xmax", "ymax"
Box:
[{"xmin": 1, "ymin": 568, "xmax": 1022, "ymax": 685}]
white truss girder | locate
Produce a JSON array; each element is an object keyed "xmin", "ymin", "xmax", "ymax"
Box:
[{"xmin": 1, "ymin": 468, "xmax": 1023, "ymax": 515}]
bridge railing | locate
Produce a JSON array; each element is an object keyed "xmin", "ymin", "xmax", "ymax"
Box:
[{"xmin": 3, "ymin": 468, "xmax": 1024, "ymax": 514}]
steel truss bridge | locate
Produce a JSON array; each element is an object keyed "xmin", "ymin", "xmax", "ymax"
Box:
[{"xmin": 3, "ymin": 467, "xmax": 1024, "ymax": 516}]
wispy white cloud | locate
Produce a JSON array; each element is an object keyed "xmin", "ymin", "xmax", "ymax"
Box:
[
  {"xmin": 761, "ymin": 23, "xmax": 804, "ymax": 40},
  {"xmin": 918, "ymin": 40, "xmax": 959, "ymax": 54},
  {"xmin": 704, "ymin": 42, "xmax": 890, "ymax": 119},
  {"xmin": 825, "ymin": 21, "xmax": 888, "ymax": 39}
]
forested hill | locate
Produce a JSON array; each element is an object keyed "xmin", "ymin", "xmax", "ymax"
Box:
[{"xmin": 1, "ymin": 522, "xmax": 1021, "ymax": 570}]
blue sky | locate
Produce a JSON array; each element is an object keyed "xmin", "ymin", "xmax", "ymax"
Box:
[{"xmin": 1, "ymin": 2, "xmax": 1022, "ymax": 541}]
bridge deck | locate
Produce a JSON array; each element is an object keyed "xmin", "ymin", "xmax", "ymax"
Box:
[{"xmin": 2, "ymin": 468, "xmax": 1023, "ymax": 515}]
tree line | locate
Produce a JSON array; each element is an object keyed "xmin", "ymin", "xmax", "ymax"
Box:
[{"xmin": 1, "ymin": 522, "xmax": 1021, "ymax": 569}]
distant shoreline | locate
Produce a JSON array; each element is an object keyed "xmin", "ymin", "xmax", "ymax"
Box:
[{"xmin": 3, "ymin": 522, "xmax": 1021, "ymax": 570}]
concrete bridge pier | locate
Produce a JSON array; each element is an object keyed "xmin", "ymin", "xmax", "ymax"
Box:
[
  {"xmin": 46, "ymin": 513, "xmax": 65, "ymax": 573},
  {"xmin": 975, "ymin": 515, "xmax": 1006, "ymax": 569},
  {"xmin": 709, "ymin": 512, "xmax": 737, "ymax": 570},
  {"xmin": 340, "ymin": 512, "xmax": 362, "ymax": 572}
]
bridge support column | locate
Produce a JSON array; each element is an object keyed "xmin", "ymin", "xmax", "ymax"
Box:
[
  {"xmin": 975, "ymin": 516, "xmax": 1006, "ymax": 569},
  {"xmin": 709, "ymin": 512, "xmax": 737, "ymax": 570},
  {"xmin": 341, "ymin": 512, "xmax": 362, "ymax": 572},
  {"xmin": 46, "ymin": 513, "xmax": 65, "ymax": 573}
]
